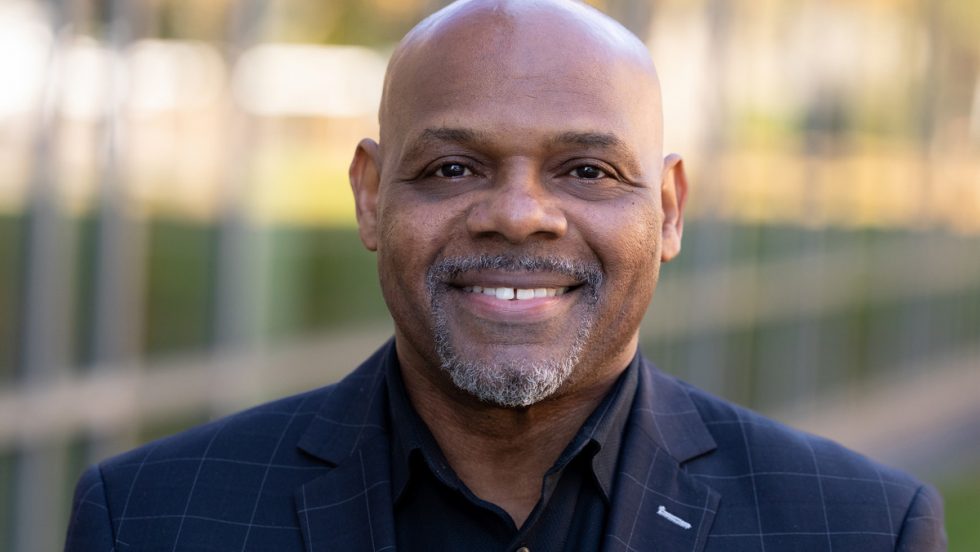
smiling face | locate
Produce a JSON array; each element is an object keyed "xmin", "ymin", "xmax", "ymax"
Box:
[{"xmin": 350, "ymin": 0, "xmax": 686, "ymax": 408}]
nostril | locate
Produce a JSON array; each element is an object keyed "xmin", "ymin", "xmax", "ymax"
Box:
[{"xmin": 466, "ymin": 189, "xmax": 567, "ymax": 243}]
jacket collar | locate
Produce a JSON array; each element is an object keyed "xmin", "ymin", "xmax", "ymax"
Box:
[
  {"xmin": 294, "ymin": 339, "xmax": 397, "ymax": 552},
  {"xmin": 602, "ymin": 356, "xmax": 721, "ymax": 552},
  {"xmin": 293, "ymin": 342, "xmax": 722, "ymax": 552}
]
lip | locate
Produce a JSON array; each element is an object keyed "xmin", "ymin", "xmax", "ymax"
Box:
[
  {"xmin": 448, "ymin": 270, "xmax": 582, "ymax": 290},
  {"xmin": 447, "ymin": 283, "xmax": 580, "ymax": 324}
]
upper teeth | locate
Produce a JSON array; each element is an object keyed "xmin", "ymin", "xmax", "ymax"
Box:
[{"xmin": 463, "ymin": 286, "xmax": 567, "ymax": 300}]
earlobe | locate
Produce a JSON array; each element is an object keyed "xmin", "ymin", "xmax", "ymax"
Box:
[
  {"xmin": 349, "ymin": 138, "xmax": 382, "ymax": 251},
  {"xmin": 660, "ymin": 153, "xmax": 688, "ymax": 263}
]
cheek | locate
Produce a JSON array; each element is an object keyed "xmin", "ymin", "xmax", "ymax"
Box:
[
  {"xmin": 591, "ymin": 204, "xmax": 662, "ymax": 269},
  {"xmin": 375, "ymin": 206, "xmax": 425, "ymax": 313},
  {"xmin": 607, "ymin": 234, "xmax": 660, "ymax": 295},
  {"xmin": 587, "ymin": 206, "xmax": 663, "ymax": 308},
  {"xmin": 374, "ymin": 197, "xmax": 454, "ymax": 302},
  {"xmin": 377, "ymin": 188, "xmax": 473, "ymax": 260}
]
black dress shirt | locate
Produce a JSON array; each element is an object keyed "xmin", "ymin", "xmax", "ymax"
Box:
[{"xmin": 386, "ymin": 353, "xmax": 639, "ymax": 552}]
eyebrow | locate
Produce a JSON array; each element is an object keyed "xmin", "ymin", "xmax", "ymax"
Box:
[
  {"xmin": 551, "ymin": 131, "xmax": 623, "ymax": 148},
  {"xmin": 421, "ymin": 127, "xmax": 484, "ymax": 144},
  {"xmin": 409, "ymin": 128, "xmax": 626, "ymax": 150},
  {"xmin": 400, "ymin": 127, "xmax": 487, "ymax": 163},
  {"xmin": 552, "ymin": 131, "xmax": 643, "ymax": 177},
  {"xmin": 409, "ymin": 128, "xmax": 625, "ymax": 151}
]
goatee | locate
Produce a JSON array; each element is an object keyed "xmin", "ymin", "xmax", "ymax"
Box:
[{"xmin": 426, "ymin": 254, "xmax": 602, "ymax": 407}]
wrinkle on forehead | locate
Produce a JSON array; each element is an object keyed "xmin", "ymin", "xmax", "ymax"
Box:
[{"xmin": 379, "ymin": 0, "xmax": 663, "ymax": 146}]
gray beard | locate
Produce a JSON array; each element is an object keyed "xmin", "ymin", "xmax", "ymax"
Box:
[{"xmin": 427, "ymin": 255, "xmax": 602, "ymax": 408}]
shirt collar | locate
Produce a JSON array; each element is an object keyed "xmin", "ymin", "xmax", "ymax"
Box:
[
  {"xmin": 549, "ymin": 352, "xmax": 639, "ymax": 501},
  {"xmin": 386, "ymin": 350, "xmax": 458, "ymax": 502},
  {"xmin": 386, "ymin": 349, "xmax": 640, "ymax": 503}
]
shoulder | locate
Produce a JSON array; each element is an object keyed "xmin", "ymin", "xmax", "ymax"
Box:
[
  {"xmin": 108, "ymin": 384, "xmax": 332, "ymax": 467},
  {"xmin": 679, "ymin": 378, "xmax": 921, "ymax": 491},
  {"xmin": 671, "ymin": 377, "xmax": 947, "ymax": 549},
  {"xmin": 64, "ymin": 339, "xmax": 396, "ymax": 550},
  {"xmin": 97, "ymin": 338, "xmax": 396, "ymax": 478},
  {"xmin": 63, "ymin": 384, "xmax": 343, "ymax": 551},
  {"xmin": 97, "ymin": 384, "xmax": 338, "ymax": 503}
]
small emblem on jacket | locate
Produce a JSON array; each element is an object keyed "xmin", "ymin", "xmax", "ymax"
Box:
[{"xmin": 657, "ymin": 505, "xmax": 692, "ymax": 529}]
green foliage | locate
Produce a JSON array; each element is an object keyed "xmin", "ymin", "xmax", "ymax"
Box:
[
  {"xmin": 144, "ymin": 219, "xmax": 218, "ymax": 354},
  {"xmin": 261, "ymin": 226, "xmax": 387, "ymax": 339},
  {"xmin": 0, "ymin": 216, "xmax": 22, "ymax": 382},
  {"xmin": 0, "ymin": 450, "xmax": 11, "ymax": 551}
]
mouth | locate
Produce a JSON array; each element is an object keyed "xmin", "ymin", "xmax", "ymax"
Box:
[
  {"xmin": 427, "ymin": 255, "xmax": 602, "ymax": 322},
  {"xmin": 442, "ymin": 275, "xmax": 585, "ymax": 324},
  {"xmin": 460, "ymin": 285, "xmax": 570, "ymax": 301}
]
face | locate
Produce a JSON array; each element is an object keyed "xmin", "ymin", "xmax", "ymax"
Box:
[{"xmin": 351, "ymin": 11, "xmax": 686, "ymax": 407}]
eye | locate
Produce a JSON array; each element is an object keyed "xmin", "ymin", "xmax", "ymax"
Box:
[
  {"xmin": 570, "ymin": 165, "xmax": 607, "ymax": 179},
  {"xmin": 434, "ymin": 163, "xmax": 472, "ymax": 178}
]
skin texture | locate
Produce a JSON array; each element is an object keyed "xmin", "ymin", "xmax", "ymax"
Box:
[{"xmin": 349, "ymin": 0, "xmax": 687, "ymax": 526}]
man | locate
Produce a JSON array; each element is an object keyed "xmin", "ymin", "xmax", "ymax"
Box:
[{"xmin": 65, "ymin": 0, "xmax": 946, "ymax": 550}]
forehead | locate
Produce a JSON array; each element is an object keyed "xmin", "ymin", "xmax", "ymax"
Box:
[{"xmin": 381, "ymin": 9, "xmax": 662, "ymax": 159}]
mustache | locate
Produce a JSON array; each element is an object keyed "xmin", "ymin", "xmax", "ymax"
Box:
[{"xmin": 426, "ymin": 254, "xmax": 604, "ymax": 290}]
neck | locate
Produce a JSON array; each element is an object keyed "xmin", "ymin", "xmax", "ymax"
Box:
[{"xmin": 396, "ymin": 343, "xmax": 634, "ymax": 527}]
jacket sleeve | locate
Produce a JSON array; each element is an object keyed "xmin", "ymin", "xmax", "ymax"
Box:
[
  {"xmin": 64, "ymin": 465, "xmax": 116, "ymax": 551},
  {"xmin": 895, "ymin": 483, "xmax": 947, "ymax": 552}
]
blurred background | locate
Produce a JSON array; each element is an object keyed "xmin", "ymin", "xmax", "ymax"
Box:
[{"xmin": 0, "ymin": 0, "xmax": 978, "ymax": 549}]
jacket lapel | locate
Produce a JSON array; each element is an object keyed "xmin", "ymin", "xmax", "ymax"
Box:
[
  {"xmin": 289, "ymin": 343, "xmax": 723, "ymax": 552},
  {"xmin": 604, "ymin": 358, "xmax": 722, "ymax": 552},
  {"xmin": 294, "ymin": 341, "xmax": 397, "ymax": 552}
]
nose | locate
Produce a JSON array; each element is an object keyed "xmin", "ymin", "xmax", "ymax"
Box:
[{"xmin": 466, "ymin": 164, "xmax": 568, "ymax": 243}]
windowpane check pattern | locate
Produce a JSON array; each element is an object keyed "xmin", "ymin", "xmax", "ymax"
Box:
[{"xmin": 65, "ymin": 341, "xmax": 946, "ymax": 551}]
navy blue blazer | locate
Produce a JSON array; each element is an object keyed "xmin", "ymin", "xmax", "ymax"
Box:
[{"xmin": 65, "ymin": 340, "xmax": 946, "ymax": 551}]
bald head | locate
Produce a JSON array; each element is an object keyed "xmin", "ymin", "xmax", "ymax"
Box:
[
  {"xmin": 379, "ymin": 0, "xmax": 663, "ymax": 155},
  {"xmin": 349, "ymin": 0, "xmax": 688, "ymax": 410}
]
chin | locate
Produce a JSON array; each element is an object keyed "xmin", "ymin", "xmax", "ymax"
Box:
[
  {"xmin": 433, "ymin": 332, "xmax": 592, "ymax": 408},
  {"xmin": 423, "ymin": 253, "xmax": 605, "ymax": 407}
]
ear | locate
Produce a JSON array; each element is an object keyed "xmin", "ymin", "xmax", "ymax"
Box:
[
  {"xmin": 659, "ymin": 153, "xmax": 688, "ymax": 263},
  {"xmin": 349, "ymin": 138, "xmax": 382, "ymax": 251}
]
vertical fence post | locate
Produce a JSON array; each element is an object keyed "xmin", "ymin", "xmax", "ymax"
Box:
[
  {"xmin": 210, "ymin": 0, "xmax": 265, "ymax": 415},
  {"xmin": 13, "ymin": 2, "xmax": 71, "ymax": 550},
  {"xmin": 83, "ymin": 0, "xmax": 145, "ymax": 464},
  {"xmin": 685, "ymin": 0, "xmax": 734, "ymax": 398}
]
